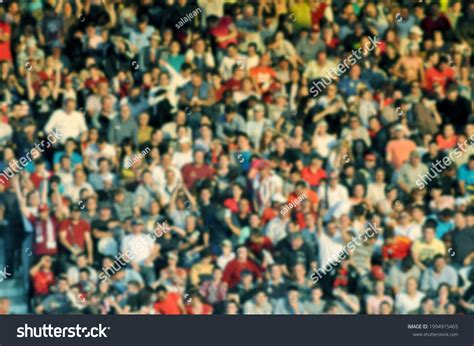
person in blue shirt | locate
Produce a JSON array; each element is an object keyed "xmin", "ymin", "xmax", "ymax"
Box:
[
  {"xmin": 458, "ymin": 155, "xmax": 474, "ymax": 199},
  {"xmin": 52, "ymin": 138, "xmax": 83, "ymax": 171}
]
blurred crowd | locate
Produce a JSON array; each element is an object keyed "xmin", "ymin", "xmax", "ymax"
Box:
[{"xmin": 0, "ymin": 0, "xmax": 474, "ymax": 315}]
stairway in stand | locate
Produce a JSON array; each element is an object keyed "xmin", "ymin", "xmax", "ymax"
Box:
[{"xmin": 0, "ymin": 236, "xmax": 29, "ymax": 314}]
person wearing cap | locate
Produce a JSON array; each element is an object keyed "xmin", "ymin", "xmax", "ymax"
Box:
[{"xmin": 58, "ymin": 204, "xmax": 93, "ymax": 269}]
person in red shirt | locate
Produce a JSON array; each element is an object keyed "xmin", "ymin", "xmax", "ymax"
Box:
[
  {"xmin": 223, "ymin": 246, "xmax": 262, "ymax": 288},
  {"xmin": 29, "ymin": 255, "xmax": 55, "ymax": 297},
  {"xmin": 288, "ymin": 180, "xmax": 319, "ymax": 212},
  {"xmin": 223, "ymin": 182, "xmax": 245, "ymax": 214},
  {"xmin": 181, "ymin": 149, "xmax": 214, "ymax": 190},
  {"xmin": 185, "ymin": 293, "xmax": 213, "ymax": 315},
  {"xmin": 223, "ymin": 65, "xmax": 245, "ymax": 92},
  {"xmin": 382, "ymin": 230, "xmax": 412, "ymax": 260},
  {"xmin": 84, "ymin": 65, "xmax": 108, "ymax": 93},
  {"xmin": 301, "ymin": 154, "xmax": 327, "ymax": 188},
  {"xmin": 208, "ymin": 16, "xmax": 238, "ymax": 50},
  {"xmin": 436, "ymin": 123, "xmax": 458, "ymax": 150},
  {"xmin": 59, "ymin": 204, "xmax": 93, "ymax": 268},
  {"xmin": 424, "ymin": 51, "xmax": 454, "ymax": 93},
  {"xmin": 30, "ymin": 158, "xmax": 53, "ymax": 189},
  {"xmin": 0, "ymin": 17, "xmax": 12, "ymax": 63},
  {"xmin": 249, "ymin": 52, "xmax": 278, "ymax": 95},
  {"xmin": 245, "ymin": 228, "xmax": 273, "ymax": 267},
  {"xmin": 260, "ymin": 196, "xmax": 284, "ymax": 225},
  {"xmin": 153, "ymin": 285, "xmax": 186, "ymax": 314},
  {"xmin": 15, "ymin": 178, "xmax": 58, "ymax": 256}
]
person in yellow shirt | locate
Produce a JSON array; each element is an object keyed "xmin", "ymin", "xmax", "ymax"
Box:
[
  {"xmin": 137, "ymin": 112, "xmax": 153, "ymax": 145},
  {"xmin": 412, "ymin": 224, "xmax": 446, "ymax": 270}
]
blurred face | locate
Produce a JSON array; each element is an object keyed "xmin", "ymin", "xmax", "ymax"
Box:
[
  {"xmin": 249, "ymin": 214, "xmax": 260, "ymax": 228},
  {"xmin": 213, "ymin": 269, "xmax": 223, "ymax": 281},
  {"xmin": 191, "ymin": 73, "xmax": 202, "ymax": 86},
  {"xmin": 444, "ymin": 125, "xmax": 454, "ymax": 137},
  {"xmin": 71, "ymin": 210, "xmax": 81, "ymax": 221},
  {"xmin": 237, "ymin": 247, "xmax": 247, "ymax": 261},
  {"xmin": 375, "ymin": 281, "xmax": 385, "ymax": 295},
  {"xmin": 120, "ymin": 105, "xmax": 131, "ymax": 119},
  {"xmin": 327, "ymin": 222, "xmax": 337, "ymax": 236},
  {"xmin": 294, "ymin": 264, "xmax": 305, "ymax": 277},
  {"xmin": 407, "ymin": 278, "xmax": 417, "ymax": 293},
  {"xmin": 194, "ymin": 151, "xmax": 204, "ymax": 164},
  {"xmin": 132, "ymin": 223, "xmax": 144, "ymax": 234},
  {"xmin": 288, "ymin": 290, "xmax": 299, "ymax": 304},
  {"xmin": 65, "ymin": 99, "xmax": 76, "ymax": 113},
  {"xmin": 271, "ymin": 265, "xmax": 281, "ymax": 279},
  {"xmin": 255, "ymin": 292, "xmax": 267, "ymax": 305},
  {"xmin": 423, "ymin": 228, "xmax": 435, "ymax": 242},
  {"xmin": 58, "ymin": 280, "xmax": 69, "ymax": 293},
  {"xmin": 434, "ymin": 257, "xmax": 445, "ymax": 271}
]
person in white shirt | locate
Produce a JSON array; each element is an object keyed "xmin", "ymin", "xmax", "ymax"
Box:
[
  {"xmin": 394, "ymin": 211, "xmax": 422, "ymax": 241},
  {"xmin": 395, "ymin": 276, "xmax": 425, "ymax": 314},
  {"xmin": 171, "ymin": 138, "xmax": 194, "ymax": 170},
  {"xmin": 219, "ymin": 44, "xmax": 247, "ymax": 81},
  {"xmin": 317, "ymin": 220, "xmax": 345, "ymax": 268},
  {"xmin": 317, "ymin": 172, "xmax": 350, "ymax": 220},
  {"xmin": 253, "ymin": 162, "xmax": 283, "ymax": 213},
  {"xmin": 63, "ymin": 169, "xmax": 94, "ymax": 202},
  {"xmin": 122, "ymin": 219, "xmax": 157, "ymax": 285},
  {"xmin": 311, "ymin": 121, "xmax": 336, "ymax": 158},
  {"xmin": 217, "ymin": 240, "xmax": 236, "ymax": 270},
  {"xmin": 303, "ymin": 50, "xmax": 338, "ymax": 81},
  {"xmin": 44, "ymin": 98, "xmax": 88, "ymax": 144},
  {"xmin": 367, "ymin": 168, "xmax": 387, "ymax": 206}
]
